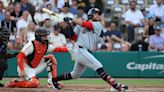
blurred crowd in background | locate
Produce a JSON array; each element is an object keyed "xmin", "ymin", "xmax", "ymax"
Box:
[{"xmin": 0, "ymin": 0, "xmax": 164, "ymax": 52}]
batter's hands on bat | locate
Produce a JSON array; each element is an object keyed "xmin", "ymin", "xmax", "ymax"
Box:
[
  {"xmin": 19, "ymin": 70, "xmax": 26, "ymax": 78},
  {"xmin": 63, "ymin": 17, "xmax": 73, "ymax": 24}
]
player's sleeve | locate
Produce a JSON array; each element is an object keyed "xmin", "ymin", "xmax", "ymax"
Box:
[
  {"xmin": 92, "ymin": 22, "xmax": 104, "ymax": 36},
  {"xmin": 47, "ymin": 44, "xmax": 68, "ymax": 53},
  {"xmin": 21, "ymin": 42, "xmax": 34, "ymax": 56},
  {"xmin": 81, "ymin": 21, "xmax": 94, "ymax": 30},
  {"xmin": 74, "ymin": 25, "xmax": 81, "ymax": 35},
  {"xmin": 17, "ymin": 42, "xmax": 34, "ymax": 71}
]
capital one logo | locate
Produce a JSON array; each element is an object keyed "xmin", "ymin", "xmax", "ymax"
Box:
[
  {"xmin": 126, "ymin": 54, "xmax": 164, "ymax": 75},
  {"xmin": 126, "ymin": 62, "xmax": 164, "ymax": 75}
]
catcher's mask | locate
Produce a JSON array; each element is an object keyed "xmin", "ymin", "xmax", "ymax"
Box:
[
  {"xmin": 35, "ymin": 28, "xmax": 49, "ymax": 44},
  {"xmin": 0, "ymin": 27, "xmax": 10, "ymax": 45}
]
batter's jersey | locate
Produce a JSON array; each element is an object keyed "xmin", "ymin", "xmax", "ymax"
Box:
[
  {"xmin": 21, "ymin": 42, "xmax": 55, "ymax": 58},
  {"xmin": 74, "ymin": 22, "xmax": 104, "ymax": 50}
]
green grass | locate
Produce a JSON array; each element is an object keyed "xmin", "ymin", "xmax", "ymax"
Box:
[
  {"xmin": 1, "ymin": 78, "xmax": 164, "ymax": 86},
  {"xmin": 61, "ymin": 78, "xmax": 164, "ymax": 86}
]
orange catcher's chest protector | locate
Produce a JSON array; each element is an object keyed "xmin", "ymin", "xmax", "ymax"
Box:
[{"xmin": 25, "ymin": 40, "xmax": 48, "ymax": 68}]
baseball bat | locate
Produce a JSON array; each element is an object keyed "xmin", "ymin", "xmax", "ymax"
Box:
[
  {"xmin": 42, "ymin": 8, "xmax": 60, "ymax": 18},
  {"xmin": 111, "ymin": 35, "xmax": 131, "ymax": 46}
]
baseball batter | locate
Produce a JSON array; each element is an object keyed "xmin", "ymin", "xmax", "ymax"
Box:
[
  {"xmin": 50, "ymin": 8, "xmax": 128, "ymax": 91},
  {"xmin": 6, "ymin": 28, "xmax": 67, "ymax": 88}
]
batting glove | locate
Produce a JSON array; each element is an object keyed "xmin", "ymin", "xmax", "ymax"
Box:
[{"xmin": 63, "ymin": 17, "xmax": 73, "ymax": 24}]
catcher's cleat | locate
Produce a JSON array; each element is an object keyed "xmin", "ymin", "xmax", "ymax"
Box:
[
  {"xmin": 112, "ymin": 82, "xmax": 128, "ymax": 91},
  {"xmin": 47, "ymin": 79, "xmax": 64, "ymax": 88},
  {"xmin": 49, "ymin": 78, "xmax": 62, "ymax": 90}
]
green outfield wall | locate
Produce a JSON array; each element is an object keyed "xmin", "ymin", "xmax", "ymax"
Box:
[{"xmin": 5, "ymin": 51, "xmax": 164, "ymax": 78}]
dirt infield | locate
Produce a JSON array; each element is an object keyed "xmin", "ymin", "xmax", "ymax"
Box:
[
  {"xmin": 1, "ymin": 78, "xmax": 164, "ymax": 92},
  {"xmin": 0, "ymin": 84, "xmax": 164, "ymax": 92}
]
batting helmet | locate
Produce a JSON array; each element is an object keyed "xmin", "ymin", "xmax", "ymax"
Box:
[
  {"xmin": 0, "ymin": 27, "xmax": 10, "ymax": 45},
  {"xmin": 87, "ymin": 8, "xmax": 102, "ymax": 19},
  {"xmin": 35, "ymin": 28, "xmax": 49, "ymax": 44}
]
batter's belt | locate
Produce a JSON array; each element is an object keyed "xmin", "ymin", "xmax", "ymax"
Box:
[{"xmin": 78, "ymin": 46, "xmax": 92, "ymax": 53}]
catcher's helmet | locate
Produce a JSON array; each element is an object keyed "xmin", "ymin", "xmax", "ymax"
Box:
[
  {"xmin": 0, "ymin": 27, "xmax": 10, "ymax": 45},
  {"xmin": 87, "ymin": 8, "xmax": 102, "ymax": 19},
  {"xmin": 35, "ymin": 28, "xmax": 49, "ymax": 44}
]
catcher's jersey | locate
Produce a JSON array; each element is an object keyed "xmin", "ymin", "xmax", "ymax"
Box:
[
  {"xmin": 21, "ymin": 42, "xmax": 55, "ymax": 57},
  {"xmin": 74, "ymin": 22, "xmax": 103, "ymax": 50}
]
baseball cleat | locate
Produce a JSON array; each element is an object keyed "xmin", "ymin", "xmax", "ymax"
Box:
[
  {"xmin": 112, "ymin": 82, "xmax": 128, "ymax": 91},
  {"xmin": 47, "ymin": 79, "xmax": 64, "ymax": 88},
  {"xmin": 121, "ymin": 85, "xmax": 128, "ymax": 91},
  {"xmin": 49, "ymin": 78, "xmax": 62, "ymax": 90}
]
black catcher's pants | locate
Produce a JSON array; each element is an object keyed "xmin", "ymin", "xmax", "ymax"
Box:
[{"xmin": 0, "ymin": 59, "xmax": 8, "ymax": 80}]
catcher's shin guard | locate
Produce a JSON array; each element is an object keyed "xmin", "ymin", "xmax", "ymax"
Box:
[
  {"xmin": 45, "ymin": 54, "xmax": 57, "ymax": 79},
  {"xmin": 45, "ymin": 54, "xmax": 65, "ymax": 89},
  {"xmin": 6, "ymin": 77, "xmax": 40, "ymax": 88}
]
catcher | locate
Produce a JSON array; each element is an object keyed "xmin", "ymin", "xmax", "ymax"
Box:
[
  {"xmin": 6, "ymin": 28, "xmax": 67, "ymax": 88},
  {"xmin": 0, "ymin": 27, "xmax": 17, "ymax": 87}
]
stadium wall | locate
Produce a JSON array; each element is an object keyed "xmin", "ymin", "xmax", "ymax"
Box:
[{"xmin": 5, "ymin": 51, "xmax": 164, "ymax": 78}]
